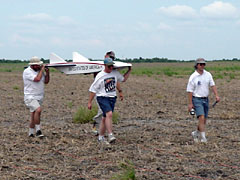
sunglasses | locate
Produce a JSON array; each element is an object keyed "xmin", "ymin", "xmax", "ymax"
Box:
[
  {"xmin": 107, "ymin": 65, "xmax": 114, "ymax": 68},
  {"xmin": 198, "ymin": 63, "xmax": 206, "ymax": 66},
  {"xmin": 109, "ymin": 56, "xmax": 115, "ymax": 60}
]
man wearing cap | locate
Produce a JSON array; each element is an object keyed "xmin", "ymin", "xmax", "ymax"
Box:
[
  {"xmin": 23, "ymin": 56, "xmax": 50, "ymax": 137},
  {"xmin": 187, "ymin": 58, "xmax": 220, "ymax": 143},
  {"xmin": 91, "ymin": 51, "xmax": 131, "ymax": 135},
  {"xmin": 88, "ymin": 57, "xmax": 130, "ymax": 144}
]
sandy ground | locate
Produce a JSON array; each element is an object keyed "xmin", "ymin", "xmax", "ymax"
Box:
[{"xmin": 0, "ymin": 67, "xmax": 240, "ymax": 179}]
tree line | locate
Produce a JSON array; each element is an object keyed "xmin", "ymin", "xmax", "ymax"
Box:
[{"xmin": 0, "ymin": 57, "xmax": 239, "ymax": 63}]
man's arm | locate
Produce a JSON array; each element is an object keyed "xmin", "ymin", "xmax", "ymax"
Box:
[
  {"xmin": 116, "ymin": 82, "xmax": 123, "ymax": 101},
  {"xmin": 44, "ymin": 67, "xmax": 50, "ymax": 84},
  {"xmin": 188, "ymin": 92, "xmax": 194, "ymax": 112},
  {"xmin": 88, "ymin": 92, "xmax": 96, "ymax": 110},
  {"xmin": 122, "ymin": 67, "xmax": 132, "ymax": 82},
  {"xmin": 34, "ymin": 65, "xmax": 45, "ymax": 82},
  {"xmin": 211, "ymin": 85, "xmax": 220, "ymax": 102}
]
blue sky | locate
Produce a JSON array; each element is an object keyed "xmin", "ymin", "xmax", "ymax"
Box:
[{"xmin": 1, "ymin": 0, "xmax": 240, "ymax": 60}]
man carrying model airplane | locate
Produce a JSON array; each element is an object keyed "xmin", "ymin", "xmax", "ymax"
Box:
[{"xmin": 88, "ymin": 55, "xmax": 131, "ymax": 144}]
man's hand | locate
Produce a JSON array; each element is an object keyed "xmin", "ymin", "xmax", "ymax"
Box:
[
  {"xmin": 88, "ymin": 102, "xmax": 92, "ymax": 110},
  {"xmin": 216, "ymin": 96, "xmax": 220, "ymax": 102},
  {"xmin": 119, "ymin": 91, "xmax": 123, "ymax": 101},
  {"xmin": 41, "ymin": 64, "xmax": 45, "ymax": 70},
  {"xmin": 45, "ymin": 67, "xmax": 49, "ymax": 73},
  {"xmin": 188, "ymin": 104, "xmax": 194, "ymax": 112}
]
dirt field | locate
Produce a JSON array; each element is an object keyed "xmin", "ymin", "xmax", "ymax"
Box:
[{"xmin": 0, "ymin": 63, "xmax": 239, "ymax": 179}]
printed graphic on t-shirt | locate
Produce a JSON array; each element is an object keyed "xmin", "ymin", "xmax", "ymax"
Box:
[
  {"xmin": 104, "ymin": 77, "xmax": 116, "ymax": 93},
  {"xmin": 197, "ymin": 81, "xmax": 201, "ymax": 85}
]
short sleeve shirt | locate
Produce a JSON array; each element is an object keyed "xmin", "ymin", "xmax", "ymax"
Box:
[
  {"xmin": 186, "ymin": 70, "xmax": 215, "ymax": 97},
  {"xmin": 23, "ymin": 67, "xmax": 45, "ymax": 100},
  {"xmin": 89, "ymin": 70, "xmax": 124, "ymax": 97}
]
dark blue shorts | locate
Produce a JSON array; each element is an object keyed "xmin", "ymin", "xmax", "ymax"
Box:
[
  {"xmin": 192, "ymin": 97, "xmax": 209, "ymax": 118},
  {"xmin": 97, "ymin": 96, "xmax": 117, "ymax": 117}
]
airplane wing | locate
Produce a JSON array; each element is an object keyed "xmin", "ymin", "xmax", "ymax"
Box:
[
  {"xmin": 46, "ymin": 63, "xmax": 76, "ymax": 67},
  {"xmin": 47, "ymin": 52, "xmax": 132, "ymax": 75}
]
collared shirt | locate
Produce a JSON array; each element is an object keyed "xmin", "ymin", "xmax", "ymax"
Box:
[
  {"xmin": 186, "ymin": 70, "xmax": 215, "ymax": 97},
  {"xmin": 89, "ymin": 69, "xmax": 124, "ymax": 97},
  {"xmin": 23, "ymin": 66, "xmax": 45, "ymax": 100}
]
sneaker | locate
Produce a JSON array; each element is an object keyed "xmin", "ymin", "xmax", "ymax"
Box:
[
  {"xmin": 92, "ymin": 126, "xmax": 99, "ymax": 136},
  {"xmin": 191, "ymin": 131, "xmax": 199, "ymax": 142},
  {"xmin": 98, "ymin": 137, "xmax": 110, "ymax": 145},
  {"xmin": 29, "ymin": 134, "xmax": 34, "ymax": 138},
  {"xmin": 36, "ymin": 130, "xmax": 44, "ymax": 138},
  {"xmin": 200, "ymin": 138, "xmax": 207, "ymax": 143},
  {"xmin": 108, "ymin": 134, "xmax": 116, "ymax": 143}
]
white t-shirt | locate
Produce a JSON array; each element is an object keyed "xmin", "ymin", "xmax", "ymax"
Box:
[
  {"xmin": 186, "ymin": 70, "xmax": 215, "ymax": 97},
  {"xmin": 23, "ymin": 67, "xmax": 45, "ymax": 100},
  {"xmin": 89, "ymin": 70, "xmax": 124, "ymax": 97}
]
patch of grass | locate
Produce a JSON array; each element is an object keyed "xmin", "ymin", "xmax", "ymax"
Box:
[
  {"xmin": 67, "ymin": 101, "xmax": 73, "ymax": 108},
  {"xmin": 0, "ymin": 63, "xmax": 27, "ymax": 72},
  {"xmin": 73, "ymin": 105, "xmax": 119, "ymax": 124},
  {"xmin": 111, "ymin": 160, "xmax": 136, "ymax": 180},
  {"xmin": 13, "ymin": 86, "xmax": 19, "ymax": 90},
  {"xmin": 3, "ymin": 69, "xmax": 12, "ymax": 72},
  {"xmin": 229, "ymin": 73, "xmax": 235, "ymax": 79},
  {"xmin": 73, "ymin": 105, "xmax": 98, "ymax": 124},
  {"xmin": 112, "ymin": 111, "xmax": 119, "ymax": 124},
  {"xmin": 162, "ymin": 67, "xmax": 179, "ymax": 76}
]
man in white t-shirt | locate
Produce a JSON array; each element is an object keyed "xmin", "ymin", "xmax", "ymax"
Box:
[
  {"xmin": 187, "ymin": 58, "xmax": 220, "ymax": 143},
  {"xmin": 88, "ymin": 57, "xmax": 126, "ymax": 144},
  {"xmin": 23, "ymin": 56, "xmax": 50, "ymax": 137},
  {"xmin": 91, "ymin": 51, "xmax": 128, "ymax": 135}
]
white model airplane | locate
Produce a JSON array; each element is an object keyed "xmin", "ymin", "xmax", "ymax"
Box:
[{"xmin": 47, "ymin": 52, "xmax": 132, "ymax": 75}]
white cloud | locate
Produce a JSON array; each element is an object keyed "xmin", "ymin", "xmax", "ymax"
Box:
[
  {"xmin": 157, "ymin": 23, "xmax": 173, "ymax": 31},
  {"xmin": 49, "ymin": 37, "xmax": 103, "ymax": 47},
  {"xmin": 14, "ymin": 13, "xmax": 77, "ymax": 26},
  {"xmin": 10, "ymin": 34, "xmax": 41, "ymax": 45},
  {"xmin": 17, "ymin": 13, "xmax": 53, "ymax": 22},
  {"xmin": 135, "ymin": 22, "xmax": 153, "ymax": 32},
  {"xmin": 157, "ymin": 5, "xmax": 197, "ymax": 19},
  {"xmin": 200, "ymin": 1, "xmax": 239, "ymax": 19},
  {"xmin": 56, "ymin": 16, "xmax": 78, "ymax": 26},
  {"xmin": 0, "ymin": 42, "xmax": 4, "ymax": 47}
]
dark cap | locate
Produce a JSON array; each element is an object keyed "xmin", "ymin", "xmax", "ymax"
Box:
[{"xmin": 106, "ymin": 51, "xmax": 115, "ymax": 60}]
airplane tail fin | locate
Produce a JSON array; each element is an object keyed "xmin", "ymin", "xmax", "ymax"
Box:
[
  {"xmin": 72, "ymin": 52, "xmax": 90, "ymax": 62},
  {"xmin": 50, "ymin": 53, "xmax": 67, "ymax": 64}
]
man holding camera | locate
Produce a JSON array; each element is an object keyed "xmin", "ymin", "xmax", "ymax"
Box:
[
  {"xmin": 187, "ymin": 58, "xmax": 220, "ymax": 143},
  {"xmin": 23, "ymin": 56, "xmax": 50, "ymax": 137}
]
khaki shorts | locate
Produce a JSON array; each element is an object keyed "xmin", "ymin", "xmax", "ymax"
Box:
[{"xmin": 24, "ymin": 99, "xmax": 43, "ymax": 112}]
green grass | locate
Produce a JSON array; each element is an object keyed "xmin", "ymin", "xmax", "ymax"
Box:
[
  {"xmin": 13, "ymin": 86, "xmax": 20, "ymax": 90},
  {"xmin": 127, "ymin": 61, "xmax": 240, "ymax": 79},
  {"xmin": 67, "ymin": 101, "xmax": 73, "ymax": 108},
  {"xmin": 73, "ymin": 105, "xmax": 119, "ymax": 124},
  {"xmin": 111, "ymin": 160, "xmax": 136, "ymax": 180},
  {"xmin": 0, "ymin": 63, "xmax": 27, "ymax": 72},
  {"xmin": 1, "ymin": 61, "xmax": 240, "ymax": 80}
]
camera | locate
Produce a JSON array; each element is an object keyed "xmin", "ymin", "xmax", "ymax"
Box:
[{"xmin": 190, "ymin": 108, "xmax": 195, "ymax": 116}]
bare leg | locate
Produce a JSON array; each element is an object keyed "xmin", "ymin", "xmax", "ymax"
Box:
[
  {"xmin": 105, "ymin": 111, "xmax": 113, "ymax": 134},
  {"xmin": 198, "ymin": 115, "xmax": 205, "ymax": 132},
  {"xmin": 99, "ymin": 117, "xmax": 106, "ymax": 136},
  {"xmin": 34, "ymin": 107, "xmax": 41, "ymax": 125},
  {"xmin": 29, "ymin": 112, "xmax": 35, "ymax": 128}
]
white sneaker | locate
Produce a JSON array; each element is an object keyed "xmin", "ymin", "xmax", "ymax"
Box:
[
  {"xmin": 200, "ymin": 138, "xmax": 207, "ymax": 143},
  {"xmin": 191, "ymin": 131, "xmax": 199, "ymax": 142},
  {"xmin": 108, "ymin": 134, "xmax": 116, "ymax": 143},
  {"xmin": 92, "ymin": 126, "xmax": 99, "ymax": 136},
  {"xmin": 98, "ymin": 137, "xmax": 110, "ymax": 145}
]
